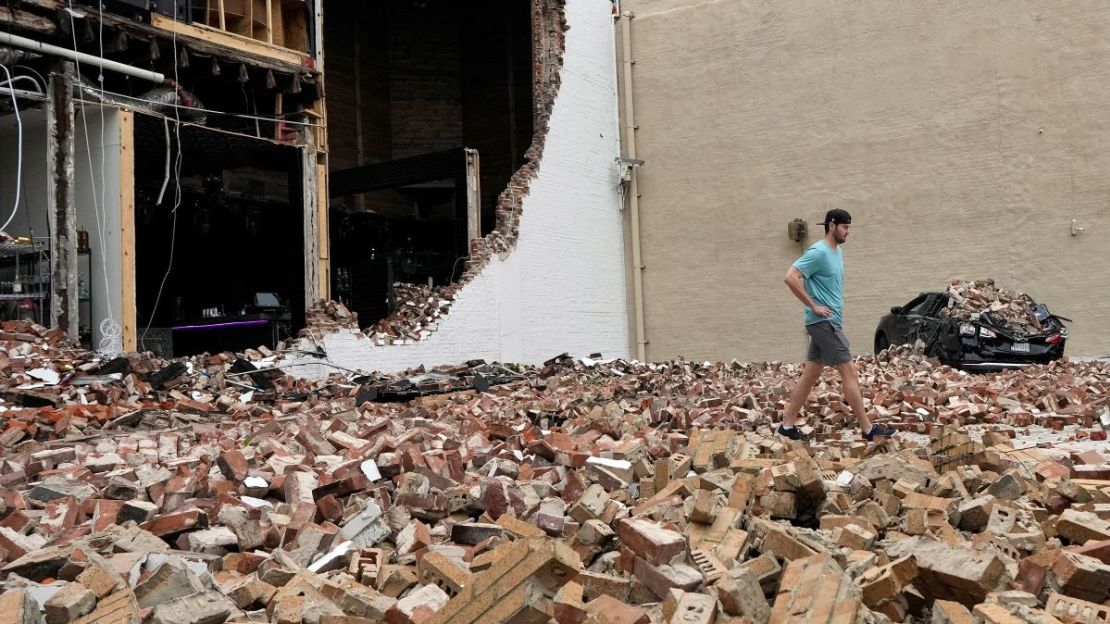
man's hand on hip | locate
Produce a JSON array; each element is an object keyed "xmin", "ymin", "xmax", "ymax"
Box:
[{"xmin": 811, "ymin": 305, "xmax": 833, "ymax": 318}]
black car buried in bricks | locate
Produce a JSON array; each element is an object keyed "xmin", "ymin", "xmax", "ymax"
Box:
[{"xmin": 873, "ymin": 292, "xmax": 1070, "ymax": 371}]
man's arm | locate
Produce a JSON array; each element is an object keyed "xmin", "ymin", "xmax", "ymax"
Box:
[{"xmin": 784, "ymin": 267, "xmax": 832, "ymax": 317}]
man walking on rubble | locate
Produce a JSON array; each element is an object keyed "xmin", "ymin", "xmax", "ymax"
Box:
[{"xmin": 777, "ymin": 208, "xmax": 895, "ymax": 442}]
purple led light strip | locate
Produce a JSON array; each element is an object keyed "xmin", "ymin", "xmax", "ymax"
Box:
[{"xmin": 170, "ymin": 320, "xmax": 270, "ymax": 332}]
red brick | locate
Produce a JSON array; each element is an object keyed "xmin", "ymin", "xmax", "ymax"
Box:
[
  {"xmin": 616, "ymin": 518, "xmax": 686, "ymax": 566},
  {"xmin": 582, "ymin": 595, "xmax": 649, "ymax": 624},
  {"xmin": 142, "ymin": 508, "xmax": 207, "ymax": 537},
  {"xmin": 216, "ymin": 449, "xmax": 249, "ymax": 482},
  {"xmin": 1075, "ymin": 539, "xmax": 1110, "ymax": 566}
]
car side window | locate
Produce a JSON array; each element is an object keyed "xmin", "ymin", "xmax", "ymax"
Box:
[
  {"xmin": 924, "ymin": 295, "xmax": 948, "ymax": 318},
  {"xmin": 903, "ymin": 296, "xmax": 930, "ymax": 316}
]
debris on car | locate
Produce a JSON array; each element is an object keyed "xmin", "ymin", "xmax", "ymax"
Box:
[
  {"xmin": 876, "ymin": 279, "xmax": 1070, "ymax": 371},
  {"xmin": 941, "ymin": 278, "xmax": 1060, "ymax": 337}
]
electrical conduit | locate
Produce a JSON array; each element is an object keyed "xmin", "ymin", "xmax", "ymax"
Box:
[{"xmin": 619, "ymin": 11, "xmax": 647, "ymax": 361}]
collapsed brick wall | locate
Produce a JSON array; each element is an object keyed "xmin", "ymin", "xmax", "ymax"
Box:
[{"xmin": 307, "ymin": 0, "xmax": 568, "ymax": 346}]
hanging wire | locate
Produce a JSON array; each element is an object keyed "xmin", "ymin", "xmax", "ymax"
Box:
[
  {"xmin": 0, "ymin": 63, "xmax": 24, "ymax": 232},
  {"xmin": 141, "ymin": 7, "xmax": 184, "ymax": 353}
]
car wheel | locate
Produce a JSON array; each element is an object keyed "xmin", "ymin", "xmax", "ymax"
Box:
[{"xmin": 874, "ymin": 332, "xmax": 889, "ymax": 354}]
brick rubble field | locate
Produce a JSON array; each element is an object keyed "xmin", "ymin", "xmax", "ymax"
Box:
[{"xmin": 0, "ymin": 321, "xmax": 1107, "ymax": 624}]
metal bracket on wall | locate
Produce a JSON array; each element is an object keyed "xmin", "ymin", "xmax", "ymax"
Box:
[{"xmin": 1071, "ymin": 219, "xmax": 1086, "ymax": 237}]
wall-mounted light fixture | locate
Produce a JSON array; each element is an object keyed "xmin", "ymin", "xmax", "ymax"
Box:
[{"xmin": 1071, "ymin": 219, "xmax": 1086, "ymax": 237}]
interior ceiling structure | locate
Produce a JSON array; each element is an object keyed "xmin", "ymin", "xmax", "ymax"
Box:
[{"xmin": 133, "ymin": 113, "xmax": 295, "ymax": 178}]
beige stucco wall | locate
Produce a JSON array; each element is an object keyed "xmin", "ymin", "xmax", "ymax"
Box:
[{"xmin": 620, "ymin": 0, "xmax": 1110, "ymax": 362}]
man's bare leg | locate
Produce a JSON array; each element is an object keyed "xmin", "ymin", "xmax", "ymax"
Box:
[
  {"xmin": 781, "ymin": 360, "xmax": 825, "ymax": 429},
  {"xmin": 835, "ymin": 361, "xmax": 873, "ymax": 433}
]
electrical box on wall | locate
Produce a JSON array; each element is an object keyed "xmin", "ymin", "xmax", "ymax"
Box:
[{"xmin": 787, "ymin": 218, "xmax": 808, "ymax": 242}]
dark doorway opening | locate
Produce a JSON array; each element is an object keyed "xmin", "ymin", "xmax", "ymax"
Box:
[{"xmin": 133, "ymin": 113, "xmax": 305, "ymax": 356}]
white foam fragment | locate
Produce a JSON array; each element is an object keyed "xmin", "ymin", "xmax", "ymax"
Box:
[
  {"xmin": 28, "ymin": 368, "xmax": 60, "ymax": 385},
  {"xmin": 308, "ymin": 541, "xmax": 353, "ymax": 573},
  {"xmin": 240, "ymin": 496, "xmax": 273, "ymax": 509},
  {"xmin": 360, "ymin": 459, "xmax": 382, "ymax": 482},
  {"xmin": 836, "ymin": 471, "xmax": 855, "ymax": 487},
  {"xmin": 587, "ymin": 456, "xmax": 632, "ymax": 471}
]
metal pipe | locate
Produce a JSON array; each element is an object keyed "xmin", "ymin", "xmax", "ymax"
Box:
[
  {"xmin": 0, "ymin": 32, "xmax": 165, "ymax": 83},
  {"xmin": 0, "ymin": 86, "xmax": 47, "ymax": 101},
  {"xmin": 619, "ymin": 11, "xmax": 648, "ymax": 361}
]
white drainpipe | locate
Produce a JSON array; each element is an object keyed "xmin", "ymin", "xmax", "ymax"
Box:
[
  {"xmin": 0, "ymin": 31, "xmax": 166, "ymax": 84},
  {"xmin": 619, "ymin": 11, "xmax": 647, "ymax": 361}
]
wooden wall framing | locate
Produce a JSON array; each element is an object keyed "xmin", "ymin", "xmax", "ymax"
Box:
[
  {"xmin": 197, "ymin": 0, "xmax": 310, "ymax": 52},
  {"xmin": 119, "ymin": 110, "xmax": 137, "ymax": 352},
  {"xmin": 150, "ymin": 13, "xmax": 312, "ymax": 68}
]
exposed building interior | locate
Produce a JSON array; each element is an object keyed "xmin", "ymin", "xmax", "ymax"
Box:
[
  {"xmin": 324, "ymin": 0, "xmax": 535, "ymax": 326},
  {"xmin": 0, "ymin": 108, "xmax": 53, "ymax": 330},
  {"xmin": 1, "ymin": 0, "xmax": 324, "ymax": 355},
  {"xmin": 133, "ymin": 115, "xmax": 306, "ymax": 357}
]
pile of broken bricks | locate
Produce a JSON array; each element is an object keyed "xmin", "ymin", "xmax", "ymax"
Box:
[
  {"xmin": 359, "ymin": 283, "xmax": 461, "ymax": 347},
  {"xmin": 301, "ymin": 286, "xmax": 462, "ymax": 347},
  {"xmin": 941, "ymin": 279, "xmax": 1056, "ymax": 337},
  {"xmin": 0, "ymin": 336, "xmax": 1109, "ymax": 622},
  {"xmin": 302, "ymin": 303, "xmax": 361, "ymax": 336}
]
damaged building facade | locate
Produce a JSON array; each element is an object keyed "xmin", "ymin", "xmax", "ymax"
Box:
[
  {"xmin": 0, "ymin": 0, "xmax": 328, "ymax": 357},
  {"xmin": 7, "ymin": 0, "xmax": 1110, "ymax": 374},
  {"xmin": 1, "ymin": 0, "xmax": 632, "ymax": 372},
  {"xmin": 287, "ymin": 0, "xmax": 631, "ymax": 375}
]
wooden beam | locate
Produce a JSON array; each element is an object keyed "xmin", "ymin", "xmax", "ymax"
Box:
[
  {"xmin": 265, "ymin": 0, "xmax": 273, "ymax": 44},
  {"xmin": 302, "ymin": 140, "xmax": 320, "ymax": 309},
  {"xmin": 150, "ymin": 13, "xmax": 313, "ymax": 69},
  {"xmin": 316, "ymin": 158, "xmax": 329, "ymax": 302},
  {"xmin": 465, "ymin": 148, "xmax": 482, "ymax": 243},
  {"xmin": 55, "ymin": 7, "xmax": 318, "ymax": 76},
  {"xmin": 118, "ymin": 110, "xmax": 137, "ymax": 352},
  {"xmin": 330, "ymin": 150, "xmax": 468, "ymax": 197},
  {"xmin": 0, "ymin": 6, "xmax": 58, "ymax": 35},
  {"xmin": 4, "ymin": 0, "xmax": 65, "ymax": 11},
  {"xmin": 47, "ymin": 64, "xmax": 79, "ymax": 338}
]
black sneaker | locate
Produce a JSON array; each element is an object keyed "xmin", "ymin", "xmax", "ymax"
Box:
[
  {"xmin": 777, "ymin": 425, "xmax": 803, "ymax": 440},
  {"xmin": 864, "ymin": 424, "xmax": 896, "ymax": 441}
]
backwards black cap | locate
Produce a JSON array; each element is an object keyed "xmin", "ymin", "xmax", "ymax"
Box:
[{"xmin": 818, "ymin": 208, "xmax": 852, "ymax": 226}]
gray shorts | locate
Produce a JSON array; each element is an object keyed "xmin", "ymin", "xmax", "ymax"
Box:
[{"xmin": 806, "ymin": 321, "xmax": 852, "ymax": 366}]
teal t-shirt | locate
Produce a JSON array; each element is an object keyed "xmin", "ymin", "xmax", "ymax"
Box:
[{"xmin": 792, "ymin": 240, "xmax": 844, "ymax": 326}]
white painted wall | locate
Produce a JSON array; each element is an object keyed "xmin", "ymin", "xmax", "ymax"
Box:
[
  {"xmin": 0, "ymin": 105, "xmax": 123, "ymax": 345},
  {"xmin": 74, "ymin": 107, "xmax": 123, "ymax": 349},
  {"xmin": 287, "ymin": 0, "xmax": 631, "ymax": 376},
  {"xmin": 0, "ymin": 109, "xmax": 49, "ymax": 240}
]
